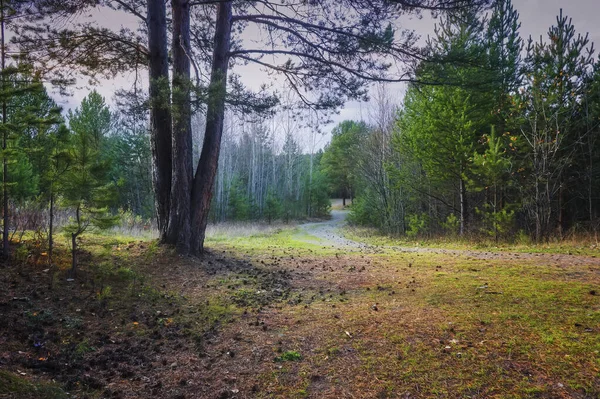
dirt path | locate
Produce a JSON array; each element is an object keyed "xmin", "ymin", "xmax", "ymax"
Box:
[
  {"xmin": 299, "ymin": 210, "xmax": 368, "ymax": 249},
  {"xmin": 299, "ymin": 210, "xmax": 600, "ymax": 266}
]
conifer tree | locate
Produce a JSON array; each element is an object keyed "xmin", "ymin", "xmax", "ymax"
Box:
[
  {"xmin": 486, "ymin": 0, "xmax": 523, "ymax": 130},
  {"xmin": 0, "ymin": 63, "xmax": 63, "ymax": 257},
  {"xmin": 321, "ymin": 121, "xmax": 368, "ymax": 207},
  {"xmin": 468, "ymin": 126, "xmax": 515, "ymax": 241},
  {"xmin": 396, "ymin": 10, "xmax": 490, "ymax": 235},
  {"xmin": 519, "ymin": 10, "xmax": 594, "ymax": 240},
  {"xmin": 62, "ymin": 91, "xmax": 117, "ymax": 274}
]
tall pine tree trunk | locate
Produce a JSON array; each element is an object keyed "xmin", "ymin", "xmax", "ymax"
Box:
[
  {"xmin": 167, "ymin": 0, "xmax": 193, "ymax": 253},
  {"xmin": 147, "ymin": 0, "xmax": 173, "ymax": 241},
  {"xmin": 49, "ymin": 192, "xmax": 54, "ymax": 263},
  {"xmin": 1, "ymin": 0, "xmax": 8, "ymax": 258},
  {"xmin": 190, "ymin": 1, "xmax": 232, "ymax": 255}
]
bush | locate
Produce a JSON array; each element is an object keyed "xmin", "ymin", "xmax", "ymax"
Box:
[
  {"xmin": 348, "ymin": 194, "xmax": 380, "ymax": 227},
  {"xmin": 441, "ymin": 213, "xmax": 459, "ymax": 236},
  {"xmin": 406, "ymin": 213, "xmax": 430, "ymax": 239},
  {"xmin": 476, "ymin": 205, "xmax": 515, "ymax": 241}
]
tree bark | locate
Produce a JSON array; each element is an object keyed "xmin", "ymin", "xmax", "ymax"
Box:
[
  {"xmin": 558, "ymin": 183, "xmax": 564, "ymax": 239},
  {"xmin": 167, "ymin": 0, "xmax": 193, "ymax": 253},
  {"xmin": 1, "ymin": 0, "xmax": 8, "ymax": 259},
  {"xmin": 459, "ymin": 177, "xmax": 467, "ymax": 236},
  {"xmin": 147, "ymin": 0, "xmax": 173, "ymax": 241},
  {"xmin": 190, "ymin": 1, "xmax": 232, "ymax": 255},
  {"xmin": 49, "ymin": 192, "xmax": 54, "ymax": 263},
  {"xmin": 71, "ymin": 233, "xmax": 77, "ymax": 276}
]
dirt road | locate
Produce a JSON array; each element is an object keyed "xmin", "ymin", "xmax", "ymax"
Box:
[
  {"xmin": 299, "ymin": 210, "xmax": 600, "ymax": 266},
  {"xmin": 299, "ymin": 210, "xmax": 367, "ymax": 249}
]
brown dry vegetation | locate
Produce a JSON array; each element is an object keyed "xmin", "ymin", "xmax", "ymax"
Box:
[{"xmin": 1, "ymin": 229, "xmax": 599, "ymax": 398}]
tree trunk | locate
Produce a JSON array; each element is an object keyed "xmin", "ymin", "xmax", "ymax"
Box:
[
  {"xmin": 71, "ymin": 205, "xmax": 81, "ymax": 276},
  {"xmin": 71, "ymin": 233, "xmax": 77, "ymax": 276},
  {"xmin": 493, "ymin": 184, "xmax": 498, "ymax": 243},
  {"xmin": 535, "ymin": 177, "xmax": 542, "ymax": 242},
  {"xmin": 190, "ymin": 1, "xmax": 232, "ymax": 255},
  {"xmin": 558, "ymin": 183, "xmax": 564, "ymax": 240},
  {"xmin": 166, "ymin": 0, "xmax": 193, "ymax": 253},
  {"xmin": 147, "ymin": 0, "xmax": 173, "ymax": 240},
  {"xmin": 49, "ymin": 192, "xmax": 54, "ymax": 263},
  {"xmin": 589, "ymin": 138, "xmax": 594, "ymax": 223},
  {"xmin": 459, "ymin": 177, "xmax": 467, "ymax": 236},
  {"xmin": 1, "ymin": 1, "xmax": 8, "ymax": 259}
]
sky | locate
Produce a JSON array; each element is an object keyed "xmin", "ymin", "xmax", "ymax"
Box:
[{"xmin": 45, "ymin": 0, "xmax": 600, "ymax": 151}]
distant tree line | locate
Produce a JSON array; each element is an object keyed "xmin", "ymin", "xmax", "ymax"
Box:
[
  {"xmin": 333, "ymin": 0, "xmax": 600, "ymax": 242},
  {"xmin": 211, "ymin": 117, "xmax": 330, "ymax": 223}
]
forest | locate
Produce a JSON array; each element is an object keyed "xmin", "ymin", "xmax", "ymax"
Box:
[
  {"xmin": 2, "ymin": 0, "xmax": 600, "ymax": 398},
  {"xmin": 5, "ymin": 0, "xmax": 599, "ymax": 259},
  {"xmin": 342, "ymin": 3, "xmax": 600, "ymax": 244}
]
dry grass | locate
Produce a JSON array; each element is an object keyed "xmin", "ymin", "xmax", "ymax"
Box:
[{"xmin": 206, "ymin": 221, "xmax": 294, "ymax": 239}]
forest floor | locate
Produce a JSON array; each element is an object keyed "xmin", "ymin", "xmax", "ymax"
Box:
[{"xmin": 1, "ymin": 214, "xmax": 600, "ymax": 398}]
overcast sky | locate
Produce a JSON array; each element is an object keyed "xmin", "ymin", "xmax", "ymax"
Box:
[{"xmin": 49, "ymin": 0, "xmax": 600, "ymax": 150}]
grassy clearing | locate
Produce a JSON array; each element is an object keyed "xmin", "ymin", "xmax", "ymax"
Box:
[
  {"xmin": 207, "ymin": 226, "xmax": 342, "ymax": 257},
  {"xmin": 204, "ymin": 229, "xmax": 600, "ymax": 398},
  {"xmin": 2, "ymin": 225, "xmax": 600, "ymax": 398},
  {"xmin": 345, "ymin": 225, "xmax": 600, "ymax": 256}
]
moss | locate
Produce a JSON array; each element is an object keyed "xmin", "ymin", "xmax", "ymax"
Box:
[{"xmin": 0, "ymin": 371, "xmax": 67, "ymax": 398}]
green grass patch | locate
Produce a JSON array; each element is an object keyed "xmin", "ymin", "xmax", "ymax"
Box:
[
  {"xmin": 275, "ymin": 350, "xmax": 302, "ymax": 362},
  {"xmin": 0, "ymin": 371, "xmax": 67, "ymax": 399},
  {"xmin": 207, "ymin": 227, "xmax": 339, "ymax": 256}
]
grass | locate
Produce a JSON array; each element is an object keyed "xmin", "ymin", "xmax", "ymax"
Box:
[
  {"xmin": 205, "ymin": 228, "xmax": 600, "ymax": 398},
  {"xmin": 275, "ymin": 350, "xmax": 303, "ymax": 362},
  {"xmin": 206, "ymin": 221, "xmax": 293, "ymax": 239},
  {"xmin": 207, "ymin": 226, "xmax": 341, "ymax": 256},
  {"xmin": 3, "ymin": 223, "xmax": 600, "ymax": 398},
  {"xmin": 344, "ymin": 225, "xmax": 600, "ymax": 256},
  {"xmin": 0, "ymin": 371, "xmax": 67, "ymax": 398}
]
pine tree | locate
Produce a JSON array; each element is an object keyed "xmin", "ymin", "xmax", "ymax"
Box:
[
  {"xmin": 8, "ymin": 70, "xmax": 65, "ymax": 262},
  {"xmin": 0, "ymin": 63, "xmax": 63, "ymax": 257},
  {"xmin": 321, "ymin": 121, "xmax": 368, "ymax": 207},
  {"xmin": 519, "ymin": 10, "xmax": 594, "ymax": 240},
  {"xmin": 486, "ymin": 0, "xmax": 523, "ymax": 130},
  {"xmin": 468, "ymin": 126, "xmax": 515, "ymax": 241},
  {"xmin": 44, "ymin": 124, "xmax": 70, "ymax": 264},
  {"xmin": 62, "ymin": 91, "xmax": 117, "ymax": 275},
  {"xmin": 264, "ymin": 188, "xmax": 281, "ymax": 224}
]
